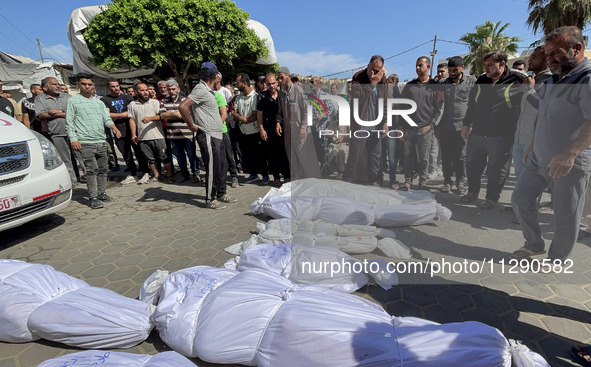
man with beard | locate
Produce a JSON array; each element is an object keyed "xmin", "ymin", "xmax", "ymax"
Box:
[
  {"xmin": 511, "ymin": 26, "xmax": 591, "ymax": 263},
  {"xmin": 35, "ymin": 77, "xmax": 79, "ymax": 184},
  {"xmin": 257, "ymin": 73, "xmax": 290, "ymax": 186},
  {"xmin": 276, "ymin": 66, "xmax": 320, "ymax": 179},
  {"xmin": 128, "ymin": 83, "xmax": 167, "ymax": 184},
  {"xmin": 438, "ymin": 56, "xmax": 476, "ymax": 194},
  {"xmin": 341, "ymin": 56, "xmax": 389, "ymax": 186},
  {"xmin": 102, "ymin": 79, "xmax": 145, "ymax": 184},
  {"xmin": 233, "ymin": 73, "xmax": 269, "ymax": 184},
  {"xmin": 461, "ymin": 51, "xmax": 525, "ymax": 209},
  {"xmin": 161, "ymin": 79, "xmax": 197, "ymax": 183},
  {"xmin": 512, "ymin": 46, "xmax": 552, "ymax": 182}
]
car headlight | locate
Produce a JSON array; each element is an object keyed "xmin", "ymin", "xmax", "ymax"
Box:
[{"xmin": 32, "ymin": 131, "xmax": 64, "ymax": 170}]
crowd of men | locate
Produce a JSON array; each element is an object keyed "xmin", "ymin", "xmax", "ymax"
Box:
[
  {"xmin": 1, "ymin": 25, "xmax": 590, "ymax": 264},
  {"xmin": 327, "ymin": 26, "xmax": 590, "ymax": 267}
]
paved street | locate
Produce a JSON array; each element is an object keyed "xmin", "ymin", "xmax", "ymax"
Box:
[{"xmin": 1, "ymin": 172, "xmax": 590, "ymax": 367}]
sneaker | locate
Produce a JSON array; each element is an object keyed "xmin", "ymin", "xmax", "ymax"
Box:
[
  {"xmin": 244, "ymin": 174, "xmax": 259, "ymax": 183},
  {"xmin": 231, "ymin": 177, "xmax": 239, "ymax": 188},
  {"xmin": 137, "ymin": 173, "xmax": 150, "ymax": 184},
  {"xmin": 121, "ymin": 175, "xmax": 137, "ymax": 185},
  {"xmin": 97, "ymin": 193, "xmax": 114, "ymax": 202},
  {"xmin": 207, "ymin": 200, "xmax": 226, "ymax": 210},
  {"xmin": 218, "ymin": 195, "xmax": 237, "ymax": 203},
  {"xmin": 88, "ymin": 197, "xmax": 104, "ymax": 209},
  {"xmin": 271, "ymin": 179, "xmax": 281, "ymax": 187},
  {"xmin": 260, "ymin": 176, "xmax": 270, "ymax": 185},
  {"xmin": 79, "ymin": 175, "xmax": 87, "ymax": 183}
]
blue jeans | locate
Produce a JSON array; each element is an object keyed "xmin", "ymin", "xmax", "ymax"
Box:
[{"xmin": 170, "ymin": 138, "xmax": 198, "ymax": 177}]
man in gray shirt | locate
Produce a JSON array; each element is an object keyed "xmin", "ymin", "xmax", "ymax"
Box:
[
  {"xmin": 35, "ymin": 77, "xmax": 80, "ymax": 184},
  {"xmin": 512, "ymin": 26, "xmax": 591, "ymax": 263},
  {"xmin": 179, "ymin": 62, "xmax": 236, "ymax": 209}
]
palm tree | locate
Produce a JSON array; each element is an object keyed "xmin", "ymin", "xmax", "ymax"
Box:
[
  {"xmin": 526, "ymin": 0, "xmax": 591, "ymax": 35},
  {"xmin": 460, "ymin": 21, "xmax": 521, "ymax": 74}
]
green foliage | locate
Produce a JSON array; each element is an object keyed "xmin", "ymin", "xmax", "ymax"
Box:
[
  {"xmin": 526, "ymin": 0, "xmax": 591, "ymax": 35},
  {"xmin": 459, "ymin": 21, "xmax": 521, "ymax": 74},
  {"xmin": 84, "ymin": 0, "xmax": 269, "ymax": 88}
]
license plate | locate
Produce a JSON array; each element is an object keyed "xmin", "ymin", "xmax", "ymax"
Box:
[{"xmin": 0, "ymin": 195, "xmax": 21, "ymax": 213}]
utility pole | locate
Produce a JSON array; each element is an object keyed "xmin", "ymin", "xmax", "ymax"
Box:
[
  {"xmin": 430, "ymin": 35, "xmax": 437, "ymax": 78},
  {"xmin": 36, "ymin": 38, "xmax": 44, "ymax": 63}
]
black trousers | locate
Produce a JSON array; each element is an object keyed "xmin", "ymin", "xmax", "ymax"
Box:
[
  {"xmin": 222, "ymin": 132, "xmax": 238, "ymax": 178},
  {"xmin": 115, "ymin": 135, "xmax": 146, "ymax": 176},
  {"xmin": 264, "ymin": 125, "xmax": 291, "ymax": 180},
  {"xmin": 439, "ymin": 128, "xmax": 467, "ymax": 186},
  {"xmin": 240, "ymin": 132, "xmax": 269, "ymax": 177},
  {"xmin": 466, "ymin": 134, "xmax": 513, "ymax": 202},
  {"xmin": 196, "ymin": 131, "xmax": 227, "ymax": 202}
]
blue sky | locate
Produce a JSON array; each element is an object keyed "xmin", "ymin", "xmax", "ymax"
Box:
[{"xmin": 0, "ymin": 0, "xmax": 587, "ymax": 81}]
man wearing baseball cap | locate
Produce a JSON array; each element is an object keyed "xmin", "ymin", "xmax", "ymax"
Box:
[{"xmin": 179, "ymin": 61, "xmax": 236, "ymax": 209}]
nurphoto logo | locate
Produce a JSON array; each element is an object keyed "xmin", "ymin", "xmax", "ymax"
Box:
[{"xmin": 306, "ymin": 95, "xmax": 418, "ymax": 139}]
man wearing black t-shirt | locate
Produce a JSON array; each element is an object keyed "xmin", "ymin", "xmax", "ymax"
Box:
[
  {"xmin": 102, "ymin": 79, "xmax": 147, "ymax": 184},
  {"xmin": 256, "ymin": 73, "xmax": 290, "ymax": 186},
  {"xmin": 21, "ymin": 84, "xmax": 44, "ymax": 132}
]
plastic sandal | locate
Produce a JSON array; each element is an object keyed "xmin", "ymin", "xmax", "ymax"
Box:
[
  {"xmin": 510, "ymin": 247, "xmax": 546, "ymax": 260},
  {"xmin": 457, "ymin": 184, "xmax": 467, "ymax": 195}
]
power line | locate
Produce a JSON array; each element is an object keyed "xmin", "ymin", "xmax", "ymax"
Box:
[
  {"xmin": 319, "ymin": 39, "xmax": 434, "ymax": 78},
  {"xmin": 0, "ymin": 12, "xmax": 67, "ymax": 64},
  {"xmin": 438, "ymin": 39, "xmax": 469, "ymax": 46},
  {"xmin": 0, "ymin": 29, "xmax": 36, "ymax": 55}
]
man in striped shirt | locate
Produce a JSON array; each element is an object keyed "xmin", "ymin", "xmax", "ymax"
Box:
[{"xmin": 161, "ymin": 79, "xmax": 200, "ymax": 183}]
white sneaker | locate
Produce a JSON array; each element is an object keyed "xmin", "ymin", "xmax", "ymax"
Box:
[
  {"xmin": 137, "ymin": 173, "xmax": 150, "ymax": 184},
  {"xmin": 121, "ymin": 175, "xmax": 137, "ymax": 185}
]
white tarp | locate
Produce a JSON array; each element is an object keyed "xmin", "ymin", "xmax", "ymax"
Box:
[
  {"xmin": 223, "ymin": 242, "xmax": 398, "ymax": 292},
  {"xmin": 0, "ymin": 259, "xmax": 152, "ymax": 348},
  {"xmin": 142, "ymin": 266, "xmax": 549, "ymax": 367},
  {"xmin": 38, "ymin": 351, "xmax": 195, "ymax": 367},
  {"xmin": 0, "ymin": 62, "xmax": 63, "ymax": 97},
  {"xmin": 225, "ymin": 218, "xmax": 411, "ymax": 259},
  {"xmin": 67, "ymin": 6, "xmax": 277, "ymax": 78},
  {"xmin": 247, "ymin": 20, "xmax": 278, "ymax": 65},
  {"xmin": 68, "ymin": 6, "xmax": 156, "ymax": 78},
  {"xmin": 251, "ymin": 194, "xmax": 451, "ymax": 227}
]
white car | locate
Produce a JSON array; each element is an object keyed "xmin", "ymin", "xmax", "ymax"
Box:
[{"xmin": 0, "ymin": 112, "xmax": 72, "ymax": 232}]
